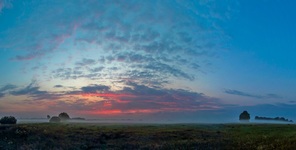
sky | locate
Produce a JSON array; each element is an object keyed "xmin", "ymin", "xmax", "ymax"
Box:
[{"xmin": 0, "ymin": 0, "xmax": 296, "ymax": 123}]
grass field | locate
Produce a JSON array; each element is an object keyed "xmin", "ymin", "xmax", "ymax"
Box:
[{"xmin": 1, "ymin": 123, "xmax": 296, "ymax": 149}]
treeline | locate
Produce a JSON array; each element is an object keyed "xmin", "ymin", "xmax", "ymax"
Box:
[{"xmin": 255, "ymin": 116, "xmax": 293, "ymax": 122}]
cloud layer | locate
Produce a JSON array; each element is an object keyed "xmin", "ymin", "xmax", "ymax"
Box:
[
  {"xmin": 224, "ymin": 89, "xmax": 282, "ymax": 99},
  {"xmin": 0, "ymin": 0, "xmax": 234, "ymax": 87}
]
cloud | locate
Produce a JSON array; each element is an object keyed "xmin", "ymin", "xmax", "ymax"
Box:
[
  {"xmin": 52, "ymin": 67, "xmax": 103, "ymax": 80},
  {"xmin": 6, "ymin": 81, "xmax": 66, "ymax": 101},
  {"xmin": 0, "ymin": 84, "xmax": 17, "ymax": 92},
  {"xmin": 89, "ymin": 67, "xmax": 104, "ymax": 73},
  {"xmin": 0, "ymin": 92, "xmax": 4, "ymax": 98},
  {"xmin": 54, "ymin": 85, "xmax": 63, "ymax": 88},
  {"xmin": 143, "ymin": 62, "xmax": 195, "ymax": 81},
  {"xmin": 10, "ymin": 81, "xmax": 47, "ymax": 96},
  {"xmin": 66, "ymin": 82, "xmax": 221, "ymax": 115},
  {"xmin": 224, "ymin": 89, "xmax": 282, "ymax": 99},
  {"xmin": 81, "ymin": 84, "xmax": 110, "ymax": 93},
  {"xmin": 75, "ymin": 58, "xmax": 97, "ymax": 66},
  {"xmin": 52, "ymin": 68, "xmax": 85, "ymax": 80},
  {"xmin": 0, "ymin": 84, "xmax": 17, "ymax": 98},
  {"xmin": 2, "ymin": 80, "xmax": 222, "ymax": 116},
  {"xmin": 266, "ymin": 94, "xmax": 282, "ymax": 99}
]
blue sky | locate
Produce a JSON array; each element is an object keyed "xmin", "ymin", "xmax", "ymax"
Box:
[{"xmin": 0, "ymin": 0, "xmax": 295, "ymax": 122}]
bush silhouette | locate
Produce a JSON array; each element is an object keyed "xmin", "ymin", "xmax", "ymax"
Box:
[
  {"xmin": 49, "ymin": 116, "xmax": 61, "ymax": 123},
  {"xmin": 58, "ymin": 112, "xmax": 70, "ymax": 121},
  {"xmin": 239, "ymin": 111, "xmax": 250, "ymax": 121},
  {"xmin": 0, "ymin": 116, "xmax": 17, "ymax": 124}
]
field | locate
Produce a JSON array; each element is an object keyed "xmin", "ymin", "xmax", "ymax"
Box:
[{"xmin": 1, "ymin": 123, "xmax": 296, "ymax": 149}]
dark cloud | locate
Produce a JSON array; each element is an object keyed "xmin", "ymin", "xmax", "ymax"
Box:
[
  {"xmin": 81, "ymin": 84, "xmax": 110, "ymax": 93},
  {"xmin": 117, "ymin": 82, "xmax": 220, "ymax": 111},
  {"xmin": 0, "ymin": 84, "xmax": 17, "ymax": 92},
  {"xmin": 54, "ymin": 85, "xmax": 63, "ymax": 88},
  {"xmin": 10, "ymin": 81, "xmax": 47, "ymax": 96},
  {"xmin": 224, "ymin": 89, "xmax": 262, "ymax": 99},
  {"xmin": 7, "ymin": 81, "xmax": 65, "ymax": 101},
  {"xmin": 224, "ymin": 89, "xmax": 282, "ymax": 99},
  {"xmin": 0, "ymin": 84, "xmax": 16, "ymax": 98}
]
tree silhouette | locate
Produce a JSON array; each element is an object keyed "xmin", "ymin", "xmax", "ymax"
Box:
[
  {"xmin": 49, "ymin": 116, "xmax": 61, "ymax": 123},
  {"xmin": 0, "ymin": 116, "xmax": 17, "ymax": 124},
  {"xmin": 58, "ymin": 112, "xmax": 70, "ymax": 121},
  {"xmin": 47, "ymin": 115, "xmax": 50, "ymax": 119},
  {"xmin": 239, "ymin": 111, "xmax": 250, "ymax": 121}
]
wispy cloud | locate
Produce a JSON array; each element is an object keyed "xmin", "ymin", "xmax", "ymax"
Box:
[{"xmin": 224, "ymin": 89, "xmax": 282, "ymax": 99}]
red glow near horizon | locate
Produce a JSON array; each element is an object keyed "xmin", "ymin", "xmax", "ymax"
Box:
[
  {"xmin": 83, "ymin": 109, "xmax": 159, "ymax": 115},
  {"xmin": 73, "ymin": 92, "xmax": 134, "ymax": 104},
  {"xmin": 79, "ymin": 93, "xmax": 136, "ymax": 98},
  {"xmin": 71, "ymin": 92, "xmax": 220, "ymax": 116}
]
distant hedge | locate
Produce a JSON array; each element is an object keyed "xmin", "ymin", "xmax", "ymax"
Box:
[{"xmin": 0, "ymin": 116, "xmax": 17, "ymax": 124}]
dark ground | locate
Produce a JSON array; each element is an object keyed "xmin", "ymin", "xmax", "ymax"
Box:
[{"xmin": 1, "ymin": 123, "xmax": 296, "ymax": 150}]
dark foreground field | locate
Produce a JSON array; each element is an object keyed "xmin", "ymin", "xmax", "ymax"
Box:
[{"xmin": 1, "ymin": 123, "xmax": 296, "ymax": 150}]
